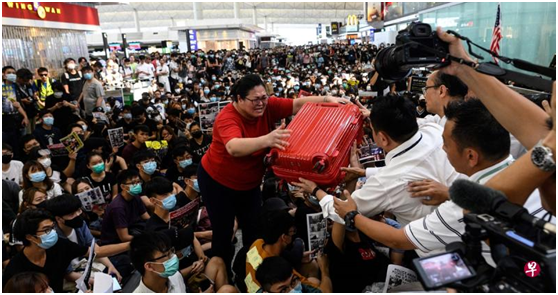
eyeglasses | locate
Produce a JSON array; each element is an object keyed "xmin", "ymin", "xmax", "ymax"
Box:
[
  {"xmin": 421, "ymin": 85, "xmax": 441, "ymax": 95},
  {"xmin": 244, "ymin": 96, "xmax": 268, "ymax": 105},
  {"xmin": 150, "ymin": 247, "xmax": 176, "ymax": 262},
  {"xmin": 39, "ymin": 74, "xmax": 48, "ymax": 77},
  {"xmin": 124, "ymin": 180, "xmax": 143, "ymax": 186},
  {"xmin": 278, "ymin": 275, "xmax": 301, "ymax": 293},
  {"xmin": 36, "ymin": 226, "xmax": 55, "ymax": 235}
]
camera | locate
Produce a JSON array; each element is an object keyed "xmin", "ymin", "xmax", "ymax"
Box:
[
  {"xmin": 414, "ymin": 213, "xmax": 556, "ymax": 292},
  {"xmin": 374, "ymin": 22, "xmax": 450, "ymax": 81}
]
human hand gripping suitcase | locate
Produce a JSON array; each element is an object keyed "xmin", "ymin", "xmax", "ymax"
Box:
[{"xmin": 266, "ymin": 103, "xmax": 364, "ymax": 189}]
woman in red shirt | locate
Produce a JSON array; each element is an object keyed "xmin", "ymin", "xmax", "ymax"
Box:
[{"xmin": 198, "ymin": 74, "xmax": 348, "ymax": 266}]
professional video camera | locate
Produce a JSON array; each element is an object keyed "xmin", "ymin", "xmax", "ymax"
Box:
[
  {"xmin": 413, "ymin": 180, "xmax": 556, "ymax": 292},
  {"xmin": 374, "ymin": 22, "xmax": 555, "ymax": 93}
]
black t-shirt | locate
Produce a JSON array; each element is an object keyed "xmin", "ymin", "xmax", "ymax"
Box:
[
  {"xmin": 87, "ymin": 172, "xmax": 117, "ymax": 203},
  {"xmin": 33, "ymin": 125, "xmax": 62, "ymax": 148},
  {"xmin": 325, "ymin": 234, "xmax": 390, "ymax": 293},
  {"xmin": 165, "ymin": 165, "xmax": 190, "ymax": 188},
  {"xmin": 2, "ymin": 238, "xmax": 88, "ymax": 293},
  {"xmin": 45, "ymin": 93, "xmax": 76, "ymax": 130},
  {"xmin": 100, "ymin": 194, "xmax": 147, "ymax": 245},
  {"xmin": 115, "ymin": 118, "xmax": 135, "ymax": 134},
  {"xmin": 188, "ymin": 135, "xmax": 212, "ymax": 164},
  {"xmin": 60, "ymin": 71, "xmax": 84, "ymax": 100}
]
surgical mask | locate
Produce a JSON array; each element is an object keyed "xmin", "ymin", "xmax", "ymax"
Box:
[
  {"xmin": 92, "ymin": 162, "xmax": 105, "ymax": 174},
  {"xmin": 64, "ymin": 216, "xmax": 84, "ymax": 229},
  {"xmin": 204, "ymin": 89, "xmax": 210, "ymax": 95},
  {"xmin": 81, "ymin": 124, "xmax": 88, "ymax": 132},
  {"xmin": 210, "ymin": 97, "xmax": 218, "ymax": 102},
  {"xmin": 151, "ymin": 254, "xmax": 179, "ymax": 278},
  {"xmin": 67, "ymin": 63, "xmax": 76, "ymax": 70},
  {"xmin": 35, "ymin": 230, "xmax": 58, "ymax": 249},
  {"xmin": 30, "ymin": 171, "xmax": 47, "ymax": 183},
  {"xmin": 123, "ymin": 113, "xmax": 132, "ymax": 120},
  {"xmin": 6, "ymin": 73, "xmax": 17, "ymax": 82},
  {"xmin": 39, "ymin": 158, "xmax": 52, "ymax": 169},
  {"xmin": 84, "ymin": 73, "xmax": 93, "ymax": 80},
  {"xmin": 290, "ymin": 283, "xmax": 303, "ymax": 293},
  {"xmin": 54, "ymin": 92, "xmax": 64, "ymax": 98},
  {"xmin": 128, "ymin": 183, "xmax": 142, "ymax": 196},
  {"xmin": 142, "ymin": 161, "xmax": 157, "ymax": 175},
  {"xmin": 175, "ymin": 88, "xmax": 181, "ymax": 94},
  {"xmin": 179, "ymin": 158, "xmax": 193, "ymax": 168},
  {"xmin": 43, "ymin": 117, "xmax": 54, "ymax": 126},
  {"xmin": 161, "ymin": 194, "xmax": 177, "ymax": 211},
  {"xmin": 294, "ymin": 85, "xmax": 300, "ymax": 90},
  {"xmin": 192, "ymin": 179, "xmax": 200, "ymax": 193},
  {"xmin": 187, "ymin": 107, "xmax": 196, "ymax": 115}
]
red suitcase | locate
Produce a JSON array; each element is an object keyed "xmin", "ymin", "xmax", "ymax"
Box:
[{"xmin": 266, "ymin": 103, "xmax": 364, "ymax": 188}]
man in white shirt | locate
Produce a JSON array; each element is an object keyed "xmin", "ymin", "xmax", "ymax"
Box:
[
  {"xmin": 169, "ymin": 53, "xmax": 181, "ymax": 89},
  {"xmin": 332, "ymin": 99, "xmax": 553, "ymax": 260},
  {"xmin": 2, "ymin": 143, "xmax": 23, "ymax": 185},
  {"xmin": 418, "ymin": 71, "xmax": 468, "ymax": 128},
  {"xmin": 130, "ymin": 232, "xmax": 186, "ymax": 293},
  {"xmin": 156, "ymin": 56, "xmax": 170, "ymax": 93},
  {"xmin": 295, "ymin": 95, "xmax": 460, "ymax": 227},
  {"xmin": 136, "ymin": 56, "xmax": 155, "ymax": 81}
]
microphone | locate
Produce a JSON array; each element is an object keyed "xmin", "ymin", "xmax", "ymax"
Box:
[{"xmin": 450, "ymin": 179, "xmax": 556, "ymax": 234}]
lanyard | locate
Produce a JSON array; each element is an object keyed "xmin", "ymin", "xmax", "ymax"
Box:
[{"xmin": 392, "ymin": 133, "xmax": 423, "ymax": 159}]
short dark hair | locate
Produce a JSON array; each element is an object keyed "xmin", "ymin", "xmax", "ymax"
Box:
[
  {"xmin": 81, "ymin": 66, "xmax": 93, "ymax": 73},
  {"xmin": 117, "ymin": 169, "xmax": 140, "ymax": 187},
  {"xmin": 183, "ymin": 164, "xmax": 198, "ymax": 179},
  {"xmin": 4, "ymin": 272, "xmax": 50, "ymax": 293},
  {"xmin": 38, "ymin": 109, "xmax": 52, "ymax": 119},
  {"xmin": 230, "ymin": 74, "xmax": 265, "ymax": 102},
  {"xmin": 45, "ymin": 194, "xmax": 82, "ymax": 217},
  {"xmin": 3, "ymin": 143, "xmax": 13, "ymax": 152},
  {"xmin": 133, "ymin": 150, "xmax": 156, "ymax": 166},
  {"xmin": 132, "ymin": 106, "xmax": 147, "ymax": 118},
  {"xmin": 370, "ymin": 95, "xmax": 418, "ymax": 143},
  {"xmin": 144, "ymin": 176, "xmax": 173, "ymax": 198},
  {"xmin": 63, "ymin": 58, "xmax": 76, "ymax": 66},
  {"xmin": 67, "ymin": 123, "xmax": 83, "ymax": 134},
  {"xmin": 16, "ymin": 68, "xmax": 33, "ymax": 80},
  {"xmin": 445, "ymin": 99, "xmax": 510, "ymax": 162},
  {"xmin": 432, "ymin": 72, "xmax": 468, "ymax": 99},
  {"xmin": 189, "ymin": 121, "xmax": 200, "ymax": 131},
  {"xmin": 133, "ymin": 124, "xmax": 150, "ymax": 134},
  {"xmin": 256, "ymin": 256, "xmax": 294, "ymax": 292},
  {"xmin": 78, "ymin": 57, "xmax": 88, "ymax": 63},
  {"xmin": 2, "ymin": 66, "xmax": 15, "ymax": 73},
  {"xmin": 262, "ymin": 210, "xmax": 295, "ymax": 245},
  {"xmin": 13, "ymin": 209, "xmax": 54, "ymax": 246},
  {"xmin": 130, "ymin": 231, "xmax": 172, "ymax": 275},
  {"xmin": 171, "ymin": 145, "xmax": 191, "ymax": 160},
  {"xmin": 37, "ymin": 67, "xmax": 48, "ymax": 74}
]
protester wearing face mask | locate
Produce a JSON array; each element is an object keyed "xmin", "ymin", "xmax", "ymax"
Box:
[
  {"xmin": 2, "ymin": 143, "xmax": 24, "ymax": 185},
  {"xmin": 33, "ymin": 110, "xmax": 62, "ymax": 149},
  {"xmin": 165, "ymin": 145, "xmax": 196, "ymax": 189},
  {"xmin": 3, "ymin": 66, "xmax": 30, "ymax": 155},
  {"xmin": 4, "ymin": 209, "xmax": 116, "ymax": 292},
  {"xmin": 188, "ymin": 122, "xmax": 212, "ymax": 164},
  {"xmin": 61, "ymin": 58, "xmax": 84, "ymax": 104},
  {"xmin": 45, "ymin": 82, "xmax": 78, "ymax": 130},
  {"xmin": 46, "ymin": 194, "xmax": 130, "ymax": 286},
  {"xmin": 19, "ymin": 160, "xmax": 63, "ymax": 206},
  {"xmin": 86, "ymin": 151, "xmax": 118, "ymax": 202},
  {"xmin": 78, "ymin": 66, "xmax": 106, "ymax": 118},
  {"xmin": 101, "ymin": 170, "xmax": 150, "ymax": 245},
  {"xmin": 115, "ymin": 105, "xmax": 135, "ymax": 134},
  {"xmin": 19, "ymin": 187, "xmax": 47, "ymax": 214},
  {"xmin": 255, "ymin": 256, "xmax": 327, "ymax": 293},
  {"xmin": 27, "ymin": 148, "xmax": 64, "ymax": 186}
]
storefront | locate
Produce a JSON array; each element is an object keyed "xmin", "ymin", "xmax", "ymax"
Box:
[
  {"xmin": 2, "ymin": 2, "xmax": 100, "ymax": 76},
  {"xmin": 172, "ymin": 24, "xmax": 260, "ymax": 52}
]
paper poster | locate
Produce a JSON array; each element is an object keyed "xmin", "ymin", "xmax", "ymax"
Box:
[
  {"xmin": 306, "ymin": 213, "xmax": 327, "ymax": 257},
  {"xmin": 92, "ymin": 111, "xmax": 109, "ymax": 124},
  {"xmin": 107, "ymin": 127, "xmax": 125, "ymax": 148},
  {"xmin": 76, "ymin": 187, "xmax": 106, "ymax": 212},
  {"xmin": 76, "ymin": 238, "xmax": 96, "ymax": 292},
  {"xmin": 198, "ymin": 101, "xmax": 231, "ymax": 132},
  {"xmin": 410, "ymin": 76, "xmax": 428, "ymax": 93},
  {"xmin": 60, "ymin": 131, "xmax": 84, "ymax": 154},
  {"xmin": 47, "ymin": 143, "xmax": 69, "ymax": 157},
  {"xmin": 170, "ymin": 198, "xmax": 201, "ymax": 229},
  {"xmin": 383, "ymin": 264, "xmax": 418, "ymax": 293}
]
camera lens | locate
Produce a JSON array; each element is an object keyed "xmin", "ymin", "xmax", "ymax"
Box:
[{"xmin": 373, "ymin": 46, "xmax": 413, "ymax": 82}]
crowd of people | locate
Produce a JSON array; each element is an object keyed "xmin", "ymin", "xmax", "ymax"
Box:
[{"xmin": 1, "ymin": 27, "xmax": 556, "ymax": 293}]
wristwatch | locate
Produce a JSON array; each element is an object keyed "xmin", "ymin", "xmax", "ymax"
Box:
[
  {"xmin": 531, "ymin": 140, "xmax": 556, "ymax": 172},
  {"xmin": 344, "ymin": 210, "xmax": 360, "ymax": 232}
]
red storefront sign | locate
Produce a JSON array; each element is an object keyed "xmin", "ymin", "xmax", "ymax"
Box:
[{"xmin": 2, "ymin": 2, "xmax": 100, "ymax": 26}]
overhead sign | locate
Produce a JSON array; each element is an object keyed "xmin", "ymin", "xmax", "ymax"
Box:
[
  {"xmin": 346, "ymin": 15, "xmax": 359, "ymax": 32},
  {"xmin": 369, "ymin": 28, "xmax": 375, "ymax": 42},
  {"xmin": 189, "ymin": 30, "xmax": 198, "ymax": 51},
  {"xmin": 331, "ymin": 22, "xmax": 339, "ymax": 35},
  {"xmin": 129, "ymin": 42, "xmax": 141, "ymax": 50},
  {"xmin": 2, "ymin": 2, "xmax": 100, "ymax": 28}
]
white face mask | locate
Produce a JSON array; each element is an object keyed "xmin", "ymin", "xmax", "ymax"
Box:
[
  {"xmin": 39, "ymin": 158, "xmax": 52, "ymax": 168},
  {"xmin": 67, "ymin": 63, "xmax": 76, "ymax": 70},
  {"xmin": 54, "ymin": 92, "xmax": 64, "ymax": 98}
]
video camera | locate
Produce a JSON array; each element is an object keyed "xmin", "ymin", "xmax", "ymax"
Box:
[
  {"xmin": 374, "ymin": 22, "xmax": 555, "ymax": 93},
  {"xmin": 413, "ymin": 180, "xmax": 556, "ymax": 292}
]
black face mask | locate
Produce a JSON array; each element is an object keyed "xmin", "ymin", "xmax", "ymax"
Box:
[
  {"xmin": 419, "ymin": 100, "xmax": 427, "ymax": 108},
  {"xmin": 2, "ymin": 155, "xmax": 12, "ymax": 164},
  {"xmin": 36, "ymin": 201, "xmax": 47, "ymax": 209},
  {"xmin": 64, "ymin": 216, "xmax": 84, "ymax": 229},
  {"xmin": 192, "ymin": 131, "xmax": 203, "ymax": 139}
]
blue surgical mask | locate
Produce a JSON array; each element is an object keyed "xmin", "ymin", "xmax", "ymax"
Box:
[
  {"xmin": 128, "ymin": 183, "xmax": 142, "ymax": 196},
  {"xmin": 161, "ymin": 194, "xmax": 177, "ymax": 211},
  {"xmin": 204, "ymin": 89, "xmax": 210, "ymax": 95},
  {"xmin": 123, "ymin": 113, "xmax": 132, "ymax": 120},
  {"xmin": 142, "ymin": 161, "xmax": 157, "ymax": 175},
  {"xmin": 30, "ymin": 171, "xmax": 47, "ymax": 183},
  {"xmin": 43, "ymin": 117, "xmax": 54, "ymax": 126},
  {"xmin": 192, "ymin": 179, "xmax": 200, "ymax": 193},
  {"xmin": 290, "ymin": 283, "xmax": 303, "ymax": 293},
  {"xmin": 294, "ymin": 85, "xmax": 300, "ymax": 90},
  {"xmin": 187, "ymin": 107, "xmax": 196, "ymax": 115},
  {"xmin": 210, "ymin": 97, "xmax": 218, "ymax": 102},
  {"xmin": 179, "ymin": 159, "xmax": 193, "ymax": 168},
  {"xmin": 152, "ymin": 254, "xmax": 180, "ymax": 278},
  {"xmin": 84, "ymin": 73, "xmax": 93, "ymax": 80},
  {"xmin": 36, "ymin": 230, "xmax": 58, "ymax": 249},
  {"xmin": 6, "ymin": 73, "xmax": 17, "ymax": 82}
]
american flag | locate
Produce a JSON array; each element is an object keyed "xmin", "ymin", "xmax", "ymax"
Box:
[{"xmin": 489, "ymin": 3, "xmax": 502, "ymax": 64}]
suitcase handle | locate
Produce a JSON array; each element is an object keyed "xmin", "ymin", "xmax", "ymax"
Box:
[{"xmin": 317, "ymin": 103, "xmax": 341, "ymax": 108}]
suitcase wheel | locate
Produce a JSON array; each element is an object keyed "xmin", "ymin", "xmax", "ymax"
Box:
[{"xmin": 312, "ymin": 158, "xmax": 327, "ymax": 174}]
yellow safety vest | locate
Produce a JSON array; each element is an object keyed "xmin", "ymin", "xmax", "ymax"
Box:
[{"xmin": 34, "ymin": 79, "xmax": 54, "ymax": 110}]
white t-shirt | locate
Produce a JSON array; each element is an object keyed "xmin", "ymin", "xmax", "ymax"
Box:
[
  {"xmin": 133, "ymin": 271, "xmax": 186, "ymax": 293},
  {"xmin": 137, "ymin": 63, "xmax": 155, "ymax": 80},
  {"xmin": 18, "ymin": 182, "xmax": 63, "ymax": 206},
  {"xmin": 2, "ymin": 160, "xmax": 24, "ymax": 185}
]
